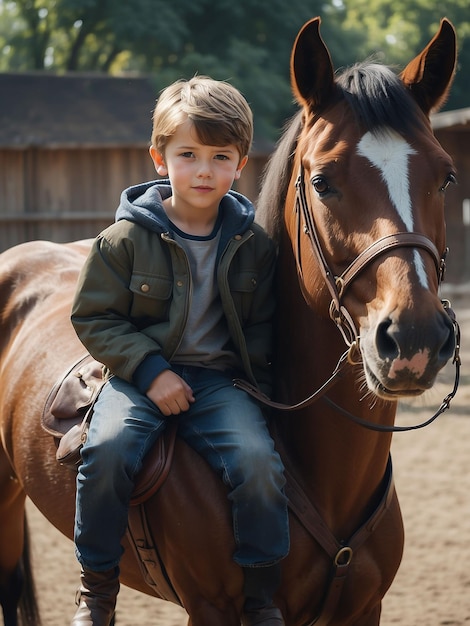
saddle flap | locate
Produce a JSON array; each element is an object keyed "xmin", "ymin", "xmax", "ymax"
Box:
[
  {"xmin": 51, "ymin": 358, "xmax": 103, "ymax": 418},
  {"xmin": 41, "ymin": 354, "xmax": 105, "ymax": 437}
]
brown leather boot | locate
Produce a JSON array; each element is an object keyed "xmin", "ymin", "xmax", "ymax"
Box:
[
  {"xmin": 241, "ymin": 565, "xmax": 285, "ymax": 625},
  {"xmin": 242, "ymin": 606, "xmax": 285, "ymax": 625},
  {"xmin": 71, "ymin": 567, "xmax": 119, "ymax": 626}
]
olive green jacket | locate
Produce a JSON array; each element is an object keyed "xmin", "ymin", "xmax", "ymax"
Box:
[{"xmin": 71, "ymin": 181, "xmax": 276, "ymax": 395}]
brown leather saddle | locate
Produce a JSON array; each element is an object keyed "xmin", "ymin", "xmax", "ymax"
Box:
[{"xmin": 41, "ymin": 354, "xmax": 182, "ymax": 603}]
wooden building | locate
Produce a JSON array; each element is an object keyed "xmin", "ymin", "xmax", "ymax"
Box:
[
  {"xmin": 0, "ymin": 72, "xmax": 468, "ymax": 284},
  {"xmin": 0, "ymin": 72, "xmax": 268, "ymax": 252},
  {"xmin": 431, "ymin": 107, "xmax": 470, "ymax": 284}
]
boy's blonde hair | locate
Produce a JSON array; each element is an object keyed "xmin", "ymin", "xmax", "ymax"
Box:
[{"xmin": 151, "ymin": 76, "xmax": 253, "ymax": 160}]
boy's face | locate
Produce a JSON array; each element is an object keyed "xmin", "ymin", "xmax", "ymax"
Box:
[{"xmin": 149, "ymin": 119, "xmax": 247, "ymax": 217}]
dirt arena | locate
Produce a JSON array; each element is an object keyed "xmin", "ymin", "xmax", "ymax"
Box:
[{"xmin": 7, "ymin": 290, "xmax": 470, "ymax": 626}]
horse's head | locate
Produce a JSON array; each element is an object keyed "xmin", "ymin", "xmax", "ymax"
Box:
[{"xmin": 258, "ymin": 17, "xmax": 457, "ymax": 400}]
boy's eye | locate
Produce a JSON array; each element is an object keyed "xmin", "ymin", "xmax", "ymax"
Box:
[
  {"xmin": 180, "ymin": 152, "xmax": 194, "ymax": 158},
  {"xmin": 215, "ymin": 154, "xmax": 229, "ymax": 161}
]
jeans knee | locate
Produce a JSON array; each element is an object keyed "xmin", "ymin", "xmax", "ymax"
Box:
[
  {"xmin": 231, "ymin": 445, "xmax": 285, "ymax": 502},
  {"xmin": 80, "ymin": 434, "xmax": 134, "ymax": 489}
]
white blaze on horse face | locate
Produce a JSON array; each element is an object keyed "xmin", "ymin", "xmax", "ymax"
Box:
[{"xmin": 357, "ymin": 130, "xmax": 428, "ymax": 288}]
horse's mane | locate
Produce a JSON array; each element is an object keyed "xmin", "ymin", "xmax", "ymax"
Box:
[
  {"xmin": 255, "ymin": 111, "xmax": 302, "ymax": 239},
  {"xmin": 256, "ymin": 61, "xmax": 425, "ymax": 242}
]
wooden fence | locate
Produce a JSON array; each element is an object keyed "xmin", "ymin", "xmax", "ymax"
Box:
[{"xmin": 0, "ymin": 146, "xmax": 267, "ymax": 252}]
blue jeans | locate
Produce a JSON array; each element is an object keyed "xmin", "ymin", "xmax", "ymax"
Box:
[{"xmin": 74, "ymin": 366, "xmax": 289, "ymax": 571}]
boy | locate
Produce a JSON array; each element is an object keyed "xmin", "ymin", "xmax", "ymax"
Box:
[{"xmin": 70, "ymin": 76, "xmax": 289, "ymax": 626}]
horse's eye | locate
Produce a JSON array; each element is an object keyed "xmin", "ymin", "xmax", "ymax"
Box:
[
  {"xmin": 311, "ymin": 176, "xmax": 330, "ymax": 195},
  {"xmin": 439, "ymin": 173, "xmax": 457, "ymax": 192}
]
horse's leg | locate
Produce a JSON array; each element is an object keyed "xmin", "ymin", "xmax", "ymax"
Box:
[
  {"xmin": 0, "ymin": 450, "xmax": 41, "ymax": 626},
  {"xmin": 185, "ymin": 605, "xmax": 240, "ymax": 626},
  {"xmin": 0, "ymin": 452, "xmax": 24, "ymax": 626},
  {"xmin": 0, "ymin": 562, "xmax": 22, "ymax": 626},
  {"xmin": 352, "ymin": 603, "xmax": 381, "ymax": 626}
]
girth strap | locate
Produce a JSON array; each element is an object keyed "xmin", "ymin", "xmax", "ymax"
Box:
[
  {"xmin": 285, "ymin": 457, "xmax": 395, "ymax": 625},
  {"xmin": 126, "ymin": 503, "xmax": 182, "ymax": 605},
  {"xmin": 125, "ymin": 423, "xmax": 181, "ymax": 603}
]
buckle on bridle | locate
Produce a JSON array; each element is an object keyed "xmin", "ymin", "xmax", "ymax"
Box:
[{"xmin": 439, "ymin": 247, "xmax": 449, "ymax": 284}]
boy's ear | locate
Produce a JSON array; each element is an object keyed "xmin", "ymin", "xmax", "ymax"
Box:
[
  {"xmin": 234, "ymin": 155, "xmax": 248, "ymax": 180},
  {"xmin": 149, "ymin": 146, "xmax": 168, "ymax": 176}
]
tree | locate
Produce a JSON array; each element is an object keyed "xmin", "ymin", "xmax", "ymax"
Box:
[
  {"xmin": 1, "ymin": 0, "xmax": 468, "ymax": 140},
  {"xmin": 336, "ymin": 0, "xmax": 469, "ymax": 111}
]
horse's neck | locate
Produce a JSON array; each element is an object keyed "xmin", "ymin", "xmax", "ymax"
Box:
[{"xmin": 274, "ymin": 239, "xmax": 395, "ymax": 536}]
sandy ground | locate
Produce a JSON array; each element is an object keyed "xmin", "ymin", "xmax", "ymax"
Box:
[{"xmin": 4, "ymin": 290, "xmax": 470, "ymax": 626}]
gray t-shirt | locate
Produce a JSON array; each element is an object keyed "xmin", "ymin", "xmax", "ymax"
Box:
[{"xmin": 171, "ymin": 224, "xmax": 240, "ymax": 372}]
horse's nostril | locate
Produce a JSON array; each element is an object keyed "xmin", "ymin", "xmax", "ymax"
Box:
[
  {"xmin": 376, "ymin": 318, "xmax": 398, "ymax": 360},
  {"xmin": 375, "ymin": 312, "xmax": 456, "ymax": 368},
  {"xmin": 439, "ymin": 315, "xmax": 456, "ymax": 362}
]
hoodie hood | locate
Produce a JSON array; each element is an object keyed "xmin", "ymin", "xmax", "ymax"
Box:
[{"xmin": 115, "ymin": 180, "xmax": 255, "ymax": 244}]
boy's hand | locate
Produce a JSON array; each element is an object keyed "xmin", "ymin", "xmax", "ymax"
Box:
[{"xmin": 146, "ymin": 369, "xmax": 195, "ymax": 416}]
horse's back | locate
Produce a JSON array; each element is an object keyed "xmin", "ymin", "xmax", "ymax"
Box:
[
  {"xmin": 2, "ymin": 237, "xmax": 91, "ymax": 280},
  {"xmin": 0, "ymin": 238, "xmax": 92, "ymax": 377},
  {"xmin": 0, "ymin": 239, "xmax": 91, "ymax": 322}
]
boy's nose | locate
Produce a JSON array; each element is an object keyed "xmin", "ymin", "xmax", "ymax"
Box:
[{"xmin": 196, "ymin": 161, "xmax": 213, "ymax": 177}]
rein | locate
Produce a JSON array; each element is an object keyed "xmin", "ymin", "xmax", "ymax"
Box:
[{"xmin": 235, "ymin": 167, "xmax": 461, "ymax": 432}]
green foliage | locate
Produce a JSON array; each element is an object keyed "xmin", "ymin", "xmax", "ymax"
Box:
[{"xmin": 0, "ymin": 0, "xmax": 468, "ymax": 140}]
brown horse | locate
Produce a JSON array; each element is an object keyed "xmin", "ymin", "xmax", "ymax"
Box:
[{"xmin": 0, "ymin": 16, "xmax": 458, "ymax": 626}]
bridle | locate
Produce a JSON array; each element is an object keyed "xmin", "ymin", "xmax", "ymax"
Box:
[
  {"xmin": 235, "ymin": 165, "xmax": 461, "ymax": 432},
  {"xmin": 294, "ymin": 164, "xmax": 448, "ymax": 356}
]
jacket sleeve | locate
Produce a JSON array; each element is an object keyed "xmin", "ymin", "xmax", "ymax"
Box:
[{"xmin": 71, "ymin": 232, "xmax": 170, "ymax": 385}]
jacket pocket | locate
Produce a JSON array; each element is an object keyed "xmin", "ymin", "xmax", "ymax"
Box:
[
  {"xmin": 230, "ymin": 270, "xmax": 258, "ymax": 292},
  {"xmin": 229, "ymin": 270, "xmax": 258, "ymax": 321},
  {"xmin": 129, "ymin": 273, "xmax": 173, "ymax": 321}
]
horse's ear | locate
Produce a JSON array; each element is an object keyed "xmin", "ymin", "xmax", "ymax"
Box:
[
  {"xmin": 290, "ymin": 17, "xmax": 335, "ymax": 110},
  {"xmin": 400, "ymin": 18, "xmax": 457, "ymax": 115}
]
